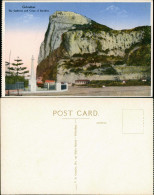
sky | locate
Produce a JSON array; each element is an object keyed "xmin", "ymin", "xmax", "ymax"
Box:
[{"xmin": 5, "ymin": 2, "xmax": 151, "ymax": 72}]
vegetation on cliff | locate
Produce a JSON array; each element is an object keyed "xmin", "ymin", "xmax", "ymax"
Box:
[{"xmin": 37, "ymin": 12, "xmax": 151, "ymax": 82}]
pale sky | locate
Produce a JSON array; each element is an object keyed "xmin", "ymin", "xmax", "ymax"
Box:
[
  {"xmin": 5, "ymin": 30, "xmax": 44, "ymax": 74},
  {"xmin": 5, "ymin": 2, "xmax": 151, "ymax": 73}
]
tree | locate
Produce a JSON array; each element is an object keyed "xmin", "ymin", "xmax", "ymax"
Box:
[
  {"xmin": 5, "ymin": 57, "xmax": 29, "ymax": 95},
  {"xmin": 7, "ymin": 57, "xmax": 29, "ymax": 77}
]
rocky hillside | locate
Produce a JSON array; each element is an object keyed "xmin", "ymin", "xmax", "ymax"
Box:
[{"xmin": 37, "ymin": 11, "xmax": 151, "ymax": 83}]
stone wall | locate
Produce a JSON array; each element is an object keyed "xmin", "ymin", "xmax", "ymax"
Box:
[{"xmin": 57, "ymin": 72, "xmax": 145, "ymax": 83}]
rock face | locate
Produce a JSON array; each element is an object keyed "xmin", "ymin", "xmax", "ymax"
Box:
[
  {"xmin": 38, "ymin": 11, "xmax": 91, "ymax": 64},
  {"xmin": 62, "ymin": 30, "xmax": 143, "ymax": 57},
  {"xmin": 37, "ymin": 11, "xmax": 151, "ymax": 82}
]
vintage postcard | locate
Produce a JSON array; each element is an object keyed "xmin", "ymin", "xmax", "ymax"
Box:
[
  {"xmin": 1, "ymin": 0, "xmax": 153, "ymax": 96},
  {"xmin": 1, "ymin": 98, "xmax": 153, "ymax": 194},
  {"xmin": 1, "ymin": 0, "xmax": 153, "ymax": 194}
]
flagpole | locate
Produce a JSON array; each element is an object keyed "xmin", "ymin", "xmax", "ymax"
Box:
[
  {"xmin": 8, "ymin": 50, "xmax": 11, "ymax": 96},
  {"xmin": 9, "ymin": 50, "xmax": 11, "ymax": 66}
]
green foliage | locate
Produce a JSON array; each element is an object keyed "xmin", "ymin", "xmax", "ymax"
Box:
[
  {"xmin": 39, "ymin": 17, "xmax": 151, "ymax": 80},
  {"xmin": 102, "ymin": 67, "xmax": 118, "ymax": 75},
  {"xmin": 114, "ymin": 60, "xmax": 125, "ymax": 65},
  {"xmin": 69, "ymin": 20, "xmax": 112, "ymax": 34},
  {"xmin": 125, "ymin": 42, "xmax": 141, "ymax": 55},
  {"xmin": 72, "ymin": 52, "xmax": 123, "ymax": 63},
  {"xmin": 5, "ymin": 75, "xmax": 29, "ymax": 87},
  {"xmin": 63, "ymin": 52, "xmax": 125, "ymax": 76},
  {"xmin": 103, "ymin": 49, "xmax": 109, "ymax": 54},
  {"xmin": 114, "ymin": 65, "xmax": 150, "ymax": 75},
  {"xmin": 5, "ymin": 58, "xmax": 29, "ymax": 88},
  {"xmin": 86, "ymin": 79, "xmax": 151, "ymax": 87},
  {"xmin": 7, "ymin": 57, "xmax": 29, "ymax": 77},
  {"xmin": 127, "ymin": 44, "xmax": 151, "ymax": 66},
  {"xmin": 96, "ymin": 40, "xmax": 102, "ymax": 52},
  {"xmin": 70, "ymin": 68, "xmax": 82, "ymax": 74},
  {"xmin": 142, "ymin": 26, "xmax": 151, "ymax": 44},
  {"xmin": 90, "ymin": 21, "xmax": 112, "ymax": 32},
  {"xmin": 64, "ymin": 58, "xmax": 87, "ymax": 69},
  {"xmin": 126, "ymin": 26, "xmax": 151, "ymax": 44}
]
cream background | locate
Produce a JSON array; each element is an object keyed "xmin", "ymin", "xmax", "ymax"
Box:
[{"xmin": 1, "ymin": 98, "xmax": 153, "ymax": 194}]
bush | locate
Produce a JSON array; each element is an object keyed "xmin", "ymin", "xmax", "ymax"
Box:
[
  {"xmin": 127, "ymin": 44, "xmax": 151, "ymax": 66},
  {"xmin": 86, "ymin": 79, "xmax": 151, "ymax": 87},
  {"xmin": 103, "ymin": 67, "xmax": 118, "ymax": 75},
  {"xmin": 5, "ymin": 75, "xmax": 29, "ymax": 87},
  {"xmin": 114, "ymin": 60, "xmax": 125, "ymax": 65}
]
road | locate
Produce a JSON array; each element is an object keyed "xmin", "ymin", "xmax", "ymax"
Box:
[{"xmin": 20, "ymin": 86, "xmax": 151, "ymax": 96}]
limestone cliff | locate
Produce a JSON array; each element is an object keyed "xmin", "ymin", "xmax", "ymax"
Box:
[
  {"xmin": 37, "ymin": 11, "xmax": 151, "ymax": 82},
  {"xmin": 38, "ymin": 11, "xmax": 91, "ymax": 64}
]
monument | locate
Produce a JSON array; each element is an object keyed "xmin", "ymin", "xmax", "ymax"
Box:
[{"xmin": 29, "ymin": 55, "xmax": 36, "ymax": 92}]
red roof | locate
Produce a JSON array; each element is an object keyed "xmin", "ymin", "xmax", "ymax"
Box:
[{"xmin": 45, "ymin": 80, "xmax": 55, "ymax": 83}]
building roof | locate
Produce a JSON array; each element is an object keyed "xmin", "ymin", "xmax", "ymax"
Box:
[
  {"xmin": 37, "ymin": 81, "xmax": 43, "ymax": 84},
  {"xmin": 45, "ymin": 80, "xmax": 55, "ymax": 83}
]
